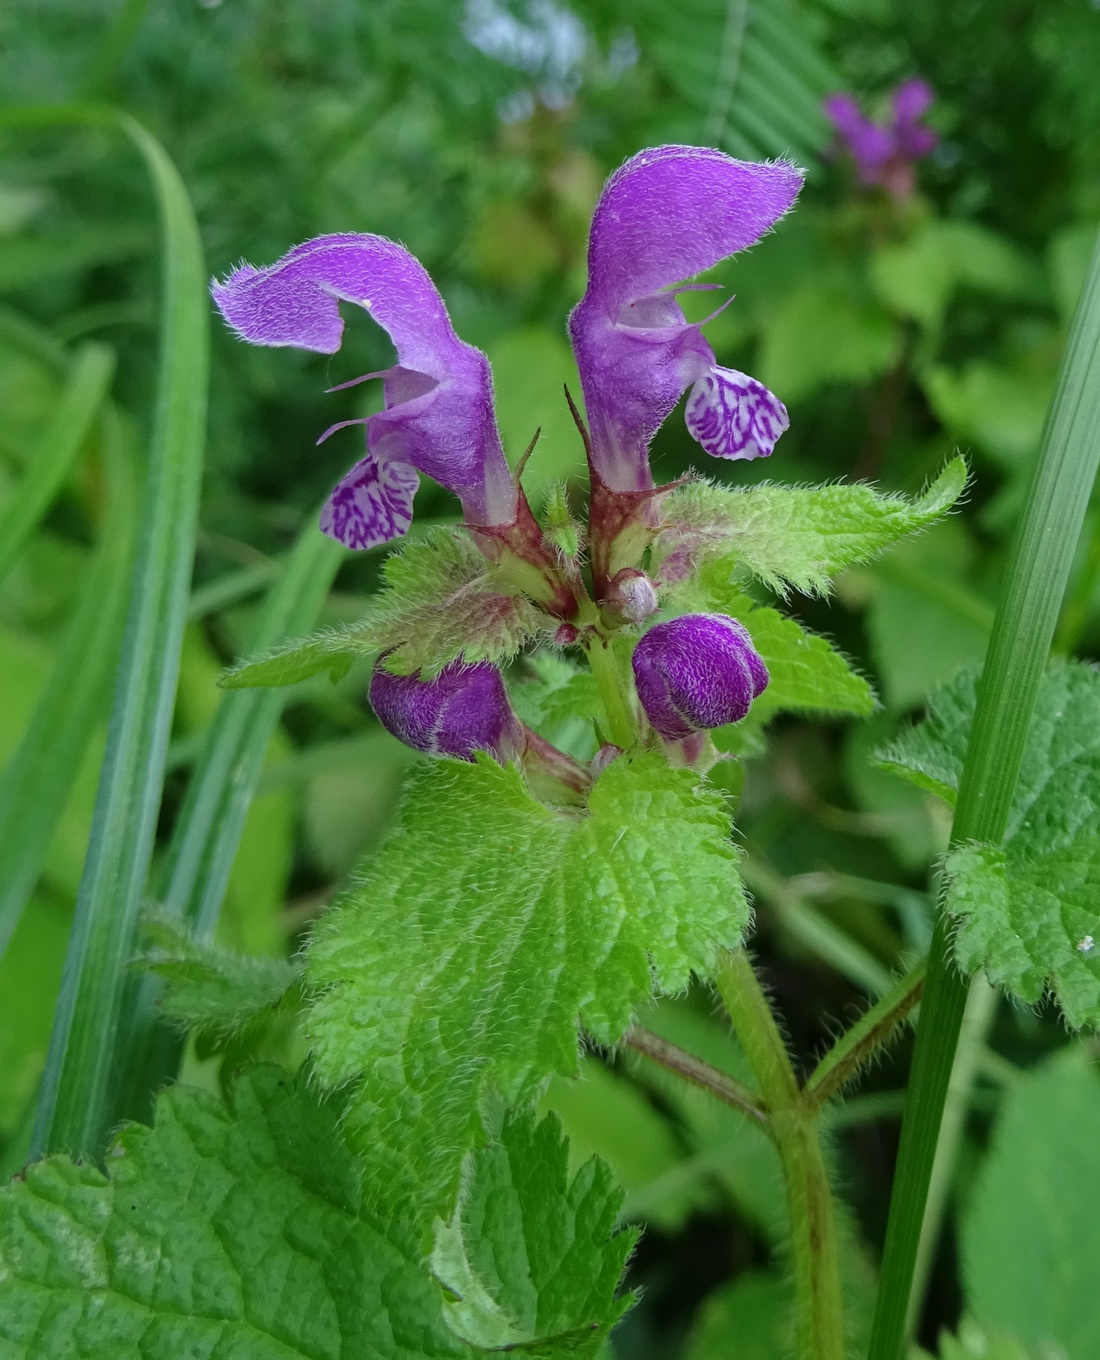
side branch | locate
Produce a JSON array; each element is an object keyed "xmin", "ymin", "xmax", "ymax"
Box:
[
  {"xmin": 624, "ymin": 1024, "xmax": 769, "ymax": 1128},
  {"xmin": 803, "ymin": 960, "xmax": 927, "ymax": 1113}
]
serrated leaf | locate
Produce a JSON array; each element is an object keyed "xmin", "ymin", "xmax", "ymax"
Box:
[
  {"xmin": 224, "ymin": 529, "xmax": 546, "ymax": 689},
  {"xmin": 431, "ymin": 1110, "xmax": 636, "ymax": 1355},
  {"xmin": 138, "ymin": 911, "xmax": 301, "ymax": 1048},
  {"xmin": 879, "ymin": 662, "xmax": 1100, "ymax": 1025},
  {"xmin": 0, "ymin": 1067, "xmax": 472, "ymax": 1360},
  {"xmin": 653, "ymin": 459, "xmax": 967, "ymax": 598},
  {"xmin": 304, "ymin": 753, "xmax": 748, "ymax": 1239},
  {"xmin": 962, "ymin": 1049, "xmax": 1100, "ymax": 1360}
]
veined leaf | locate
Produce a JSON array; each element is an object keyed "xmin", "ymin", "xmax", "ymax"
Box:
[
  {"xmin": 0, "ymin": 1069, "xmax": 631, "ymax": 1360},
  {"xmin": 653, "ymin": 459, "xmax": 967, "ymax": 599},
  {"xmin": 432, "ymin": 1110, "xmax": 636, "ymax": 1355},
  {"xmin": 880, "ymin": 662, "xmax": 1100, "ymax": 1025},
  {"xmin": 305, "ymin": 752, "xmax": 748, "ymax": 1239},
  {"xmin": 224, "ymin": 528, "xmax": 546, "ymax": 689}
]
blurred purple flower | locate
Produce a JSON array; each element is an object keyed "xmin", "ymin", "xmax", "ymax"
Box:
[
  {"xmin": 824, "ymin": 78, "xmax": 937, "ymax": 198},
  {"xmin": 569, "ymin": 145, "xmax": 802, "ymax": 493},
  {"xmin": 369, "ymin": 658, "xmax": 521, "ymax": 761},
  {"xmin": 632, "ymin": 613, "xmax": 768, "ymax": 741},
  {"xmin": 211, "ymin": 234, "xmax": 517, "ymax": 551}
]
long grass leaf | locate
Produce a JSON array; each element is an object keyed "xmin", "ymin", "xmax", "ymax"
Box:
[
  {"xmin": 6, "ymin": 109, "xmax": 210, "ymax": 1163},
  {"xmin": 118, "ymin": 522, "xmax": 343, "ymax": 1120},
  {"xmin": 0, "ymin": 406, "xmax": 138, "ymax": 956},
  {"xmin": 0, "ymin": 340, "xmax": 115, "ymax": 585}
]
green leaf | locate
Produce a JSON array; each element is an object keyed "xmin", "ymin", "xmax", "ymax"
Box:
[
  {"xmin": 224, "ymin": 529, "xmax": 546, "ymax": 689},
  {"xmin": 0, "ymin": 340, "xmax": 115, "ymax": 587},
  {"xmin": 305, "ymin": 752, "xmax": 748, "ymax": 1238},
  {"xmin": 484, "ymin": 330, "xmax": 585, "ymax": 496},
  {"xmin": 0, "ymin": 407, "xmax": 137, "ymax": 958},
  {"xmin": 757, "ymin": 278, "xmax": 902, "ymax": 402},
  {"xmin": 138, "ymin": 912, "xmax": 300, "ymax": 1048},
  {"xmin": 870, "ymin": 219, "xmax": 1042, "ymax": 332},
  {"xmin": 541, "ymin": 1057, "xmax": 695, "ymax": 1231},
  {"xmin": 880, "ymin": 662, "xmax": 1100, "ymax": 1025},
  {"xmin": 686, "ymin": 1271, "xmax": 794, "ymax": 1360},
  {"xmin": 962, "ymin": 1048, "xmax": 1100, "ymax": 1360},
  {"xmin": 0, "ymin": 1067, "xmax": 473, "ymax": 1359},
  {"xmin": 653, "ymin": 459, "xmax": 967, "ymax": 599},
  {"xmin": 637, "ymin": 0, "xmax": 839, "ymax": 165},
  {"xmin": 511, "ymin": 655, "xmax": 602, "ymax": 762},
  {"xmin": 431, "ymin": 1110, "xmax": 636, "ymax": 1354}
]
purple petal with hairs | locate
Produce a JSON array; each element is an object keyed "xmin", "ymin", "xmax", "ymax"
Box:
[
  {"xmin": 369, "ymin": 659, "xmax": 519, "ymax": 761},
  {"xmin": 568, "ymin": 146, "xmax": 802, "ymax": 491},
  {"xmin": 632, "ymin": 613, "xmax": 769, "ymax": 740},
  {"xmin": 211, "ymin": 234, "xmax": 516, "ymax": 549}
]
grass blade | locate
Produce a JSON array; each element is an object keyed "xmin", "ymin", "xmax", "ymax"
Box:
[
  {"xmin": 0, "ymin": 340, "xmax": 115, "ymax": 585},
  {"xmin": 20, "ymin": 110, "xmax": 209, "ymax": 1162},
  {"xmin": 117, "ymin": 522, "xmax": 343, "ymax": 1120},
  {"xmin": 868, "ymin": 222, "xmax": 1100, "ymax": 1359},
  {"xmin": 0, "ymin": 406, "xmax": 138, "ymax": 955}
]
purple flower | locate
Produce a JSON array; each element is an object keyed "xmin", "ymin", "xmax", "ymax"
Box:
[
  {"xmin": 212, "ymin": 234, "xmax": 517, "ymax": 550},
  {"xmin": 824, "ymin": 79, "xmax": 937, "ymax": 198},
  {"xmin": 632, "ymin": 613, "xmax": 768, "ymax": 740},
  {"xmin": 369, "ymin": 658, "xmax": 521, "ymax": 761},
  {"xmin": 568, "ymin": 146, "xmax": 802, "ymax": 493}
]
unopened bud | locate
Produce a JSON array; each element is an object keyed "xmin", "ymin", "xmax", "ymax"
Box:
[
  {"xmin": 369, "ymin": 659, "xmax": 520, "ymax": 762},
  {"xmin": 631, "ymin": 614, "xmax": 768, "ymax": 740},
  {"xmin": 602, "ymin": 568, "xmax": 660, "ymax": 626}
]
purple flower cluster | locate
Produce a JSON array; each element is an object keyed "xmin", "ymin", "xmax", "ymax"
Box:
[
  {"xmin": 211, "ymin": 146, "xmax": 802, "ymax": 552},
  {"xmin": 213, "ymin": 146, "xmax": 795, "ymax": 774},
  {"xmin": 824, "ymin": 79, "xmax": 937, "ymax": 200}
]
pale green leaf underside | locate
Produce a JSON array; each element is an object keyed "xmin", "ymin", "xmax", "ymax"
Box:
[
  {"xmin": 431, "ymin": 1111, "xmax": 636, "ymax": 1354},
  {"xmin": 223, "ymin": 529, "xmax": 545, "ymax": 689},
  {"xmin": 139, "ymin": 911, "xmax": 300, "ymax": 1046},
  {"xmin": 654, "ymin": 458, "xmax": 967, "ymax": 598},
  {"xmin": 880, "ymin": 662, "xmax": 1100, "ymax": 1025},
  {"xmin": 0, "ymin": 1068, "xmax": 469, "ymax": 1360},
  {"xmin": 305, "ymin": 753, "xmax": 748, "ymax": 1237}
]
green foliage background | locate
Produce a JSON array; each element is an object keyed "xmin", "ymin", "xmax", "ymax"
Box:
[{"xmin": 0, "ymin": 1, "xmax": 1098, "ymax": 1356}]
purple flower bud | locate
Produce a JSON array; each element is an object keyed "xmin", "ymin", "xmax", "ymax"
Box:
[
  {"xmin": 632, "ymin": 614, "xmax": 768, "ymax": 740},
  {"xmin": 369, "ymin": 659, "xmax": 520, "ymax": 761}
]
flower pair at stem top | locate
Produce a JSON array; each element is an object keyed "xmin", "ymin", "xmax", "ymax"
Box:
[{"xmin": 212, "ymin": 144, "xmax": 803, "ymax": 774}]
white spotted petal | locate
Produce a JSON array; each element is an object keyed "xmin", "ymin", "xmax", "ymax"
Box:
[{"xmin": 685, "ymin": 366, "xmax": 789, "ymax": 461}]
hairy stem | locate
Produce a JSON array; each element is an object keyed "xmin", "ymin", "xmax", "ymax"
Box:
[
  {"xmin": 625, "ymin": 1025, "xmax": 769, "ymax": 1128},
  {"xmin": 585, "ymin": 631, "xmax": 639, "ymax": 749},
  {"xmin": 804, "ymin": 961, "xmax": 926, "ymax": 1113},
  {"xmin": 717, "ymin": 951, "xmax": 845, "ymax": 1360}
]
